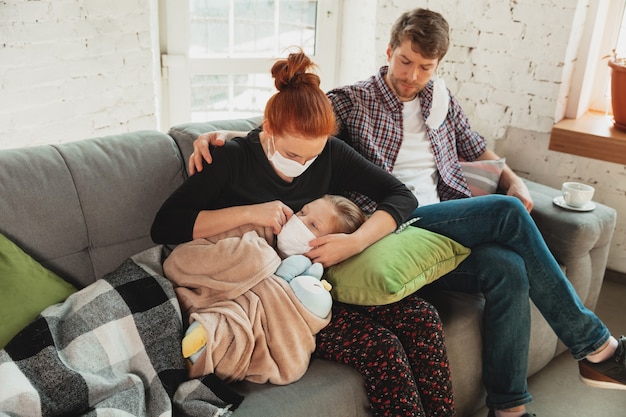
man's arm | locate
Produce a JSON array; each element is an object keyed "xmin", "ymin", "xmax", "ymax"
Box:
[
  {"xmin": 189, "ymin": 130, "xmax": 249, "ymax": 174},
  {"xmin": 477, "ymin": 149, "xmax": 534, "ymax": 212}
]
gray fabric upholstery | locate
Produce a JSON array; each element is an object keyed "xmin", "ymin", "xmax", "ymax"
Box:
[
  {"xmin": 0, "ymin": 131, "xmax": 185, "ymax": 287},
  {"xmin": 233, "ymin": 360, "xmax": 371, "ymax": 417},
  {"xmin": 0, "ymin": 119, "xmax": 617, "ymax": 417},
  {"xmin": 167, "ymin": 116, "xmax": 263, "ymax": 171}
]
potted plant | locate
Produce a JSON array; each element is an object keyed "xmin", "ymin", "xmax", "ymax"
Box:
[{"xmin": 608, "ymin": 49, "xmax": 626, "ymax": 131}]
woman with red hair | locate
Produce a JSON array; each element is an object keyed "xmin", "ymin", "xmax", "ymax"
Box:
[{"xmin": 152, "ymin": 50, "xmax": 455, "ymax": 417}]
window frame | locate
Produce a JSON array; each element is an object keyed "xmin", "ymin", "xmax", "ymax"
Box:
[
  {"xmin": 549, "ymin": 0, "xmax": 626, "ymax": 165},
  {"xmin": 562, "ymin": 0, "xmax": 625, "ymax": 120},
  {"xmin": 159, "ymin": 0, "xmax": 340, "ymax": 128}
]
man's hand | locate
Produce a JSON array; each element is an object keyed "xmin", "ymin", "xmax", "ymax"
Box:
[
  {"xmin": 506, "ymin": 179, "xmax": 534, "ymax": 213},
  {"xmin": 188, "ymin": 131, "xmax": 228, "ymax": 175},
  {"xmin": 477, "ymin": 150, "xmax": 534, "ymax": 213},
  {"xmin": 499, "ymin": 164, "xmax": 534, "ymax": 212}
]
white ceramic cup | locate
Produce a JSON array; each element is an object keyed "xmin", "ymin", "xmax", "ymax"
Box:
[{"xmin": 562, "ymin": 182, "xmax": 595, "ymax": 208}]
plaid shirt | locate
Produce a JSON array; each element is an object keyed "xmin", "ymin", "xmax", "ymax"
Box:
[{"xmin": 328, "ymin": 66, "xmax": 487, "ymax": 213}]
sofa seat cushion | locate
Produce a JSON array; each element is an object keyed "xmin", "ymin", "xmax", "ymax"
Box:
[{"xmin": 232, "ymin": 359, "xmax": 370, "ymax": 417}]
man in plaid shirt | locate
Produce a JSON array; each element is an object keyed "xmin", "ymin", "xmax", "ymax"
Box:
[
  {"xmin": 189, "ymin": 8, "xmax": 626, "ymax": 417},
  {"xmin": 326, "ymin": 62, "xmax": 529, "ymax": 212}
]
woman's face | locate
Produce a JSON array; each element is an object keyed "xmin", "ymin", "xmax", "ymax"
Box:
[
  {"xmin": 272, "ymin": 132, "xmax": 327, "ymax": 165},
  {"xmin": 263, "ymin": 125, "xmax": 328, "ymax": 180},
  {"xmin": 295, "ymin": 198, "xmax": 338, "ymax": 238},
  {"xmin": 385, "ymin": 38, "xmax": 439, "ymax": 102}
]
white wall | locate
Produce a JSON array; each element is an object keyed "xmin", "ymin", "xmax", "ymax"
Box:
[
  {"xmin": 337, "ymin": 0, "xmax": 625, "ymax": 273},
  {"xmin": 0, "ymin": 0, "xmax": 160, "ymax": 149},
  {"xmin": 1, "ymin": 0, "xmax": 624, "ymax": 273}
]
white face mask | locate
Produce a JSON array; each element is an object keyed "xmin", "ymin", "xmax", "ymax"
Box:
[
  {"xmin": 424, "ymin": 76, "xmax": 449, "ymax": 130},
  {"xmin": 276, "ymin": 215, "xmax": 316, "ymax": 257},
  {"xmin": 266, "ymin": 135, "xmax": 316, "ymax": 178}
]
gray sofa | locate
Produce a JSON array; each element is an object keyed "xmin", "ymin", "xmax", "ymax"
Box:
[{"xmin": 0, "ymin": 117, "xmax": 617, "ymax": 417}]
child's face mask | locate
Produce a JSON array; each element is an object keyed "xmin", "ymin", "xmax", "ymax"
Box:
[{"xmin": 276, "ymin": 215, "xmax": 316, "ymax": 257}]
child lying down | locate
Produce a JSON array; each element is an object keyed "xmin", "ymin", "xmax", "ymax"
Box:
[{"xmin": 163, "ymin": 195, "xmax": 366, "ymax": 384}]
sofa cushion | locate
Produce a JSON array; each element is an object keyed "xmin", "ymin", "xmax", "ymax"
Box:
[
  {"xmin": 232, "ymin": 359, "xmax": 370, "ymax": 417},
  {"xmin": 460, "ymin": 158, "xmax": 505, "ymax": 196},
  {"xmin": 0, "ymin": 132, "xmax": 186, "ymax": 288},
  {"xmin": 0, "ymin": 233, "xmax": 76, "ymax": 348},
  {"xmin": 169, "ymin": 117, "xmax": 264, "ymax": 174},
  {"xmin": 324, "ymin": 227, "xmax": 471, "ymax": 306}
]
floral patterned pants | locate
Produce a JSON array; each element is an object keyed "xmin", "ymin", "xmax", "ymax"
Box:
[{"xmin": 314, "ymin": 293, "xmax": 455, "ymax": 417}]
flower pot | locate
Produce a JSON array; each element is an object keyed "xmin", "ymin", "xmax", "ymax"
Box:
[{"xmin": 608, "ymin": 58, "xmax": 626, "ymax": 131}]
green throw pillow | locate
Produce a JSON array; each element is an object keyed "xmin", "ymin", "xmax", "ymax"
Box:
[
  {"xmin": 0, "ymin": 233, "xmax": 77, "ymax": 348},
  {"xmin": 324, "ymin": 227, "xmax": 471, "ymax": 306}
]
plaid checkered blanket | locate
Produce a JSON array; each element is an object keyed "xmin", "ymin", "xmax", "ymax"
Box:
[{"xmin": 0, "ymin": 246, "xmax": 243, "ymax": 417}]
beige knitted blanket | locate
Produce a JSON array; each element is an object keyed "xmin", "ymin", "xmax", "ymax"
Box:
[{"xmin": 163, "ymin": 226, "xmax": 330, "ymax": 385}]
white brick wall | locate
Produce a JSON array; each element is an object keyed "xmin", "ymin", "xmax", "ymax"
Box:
[{"xmin": 0, "ymin": 0, "xmax": 159, "ymax": 149}]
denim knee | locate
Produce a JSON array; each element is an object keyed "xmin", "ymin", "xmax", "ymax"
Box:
[{"xmin": 462, "ymin": 244, "xmax": 529, "ymax": 295}]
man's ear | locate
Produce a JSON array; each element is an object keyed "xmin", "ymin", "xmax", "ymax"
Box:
[{"xmin": 386, "ymin": 44, "xmax": 393, "ymax": 62}]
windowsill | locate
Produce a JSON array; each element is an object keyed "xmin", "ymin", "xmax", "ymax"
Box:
[{"xmin": 549, "ymin": 111, "xmax": 626, "ymax": 165}]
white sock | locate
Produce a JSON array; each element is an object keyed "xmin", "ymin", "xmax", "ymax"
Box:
[
  {"xmin": 495, "ymin": 410, "xmax": 526, "ymax": 417},
  {"xmin": 586, "ymin": 336, "xmax": 619, "ymax": 363}
]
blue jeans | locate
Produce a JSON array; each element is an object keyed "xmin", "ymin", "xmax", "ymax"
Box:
[{"xmin": 409, "ymin": 194, "xmax": 610, "ymax": 410}]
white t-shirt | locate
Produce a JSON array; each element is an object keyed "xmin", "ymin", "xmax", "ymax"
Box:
[{"xmin": 392, "ymin": 97, "xmax": 440, "ymax": 206}]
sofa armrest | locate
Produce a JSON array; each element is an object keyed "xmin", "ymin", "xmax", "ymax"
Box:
[{"xmin": 524, "ymin": 179, "xmax": 617, "ymax": 310}]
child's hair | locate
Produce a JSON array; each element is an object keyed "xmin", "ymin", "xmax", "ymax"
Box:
[
  {"xmin": 323, "ymin": 195, "xmax": 367, "ymax": 234},
  {"xmin": 264, "ymin": 49, "xmax": 337, "ymax": 139}
]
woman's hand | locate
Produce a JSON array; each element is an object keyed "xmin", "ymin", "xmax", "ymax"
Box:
[
  {"xmin": 305, "ymin": 233, "xmax": 366, "ymax": 268},
  {"xmin": 193, "ymin": 201, "xmax": 293, "ymax": 239},
  {"xmin": 305, "ymin": 210, "xmax": 397, "ymax": 268},
  {"xmin": 252, "ymin": 201, "xmax": 294, "ymax": 235}
]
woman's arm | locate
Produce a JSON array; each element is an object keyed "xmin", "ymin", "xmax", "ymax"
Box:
[
  {"xmin": 330, "ymin": 139, "xmax": 417, "ymax": 226},
  {"xmin": 307, "ymin": 210, "xmax": 397, "ymax": 267},
  {"xmin": 152, "ymin": 190, "xmax": 294, "ymax": 244},
  {"xmin": 153, "ymin": 140, "xmax": 277, "ymax": 244},
  {"xmin": 192, "ymin": 200, "xmax": 293, "ymax": 239},
  {"xmin": 304, "ymin": 139, "xmax": 417, "ymax": 267}
]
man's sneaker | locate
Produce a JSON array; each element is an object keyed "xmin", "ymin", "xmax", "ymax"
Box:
[
  {"xmin": 579, "ymin": 335, "xmax": 626, "ymax": 390},
  {"xmin": 486, "ymin": 411, "xmax": 536, "ymax": 417}
]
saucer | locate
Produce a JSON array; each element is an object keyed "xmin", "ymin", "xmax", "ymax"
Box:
[{"xmin": 553, "ymin": 196, "xmax": 596, "ymax": 212}]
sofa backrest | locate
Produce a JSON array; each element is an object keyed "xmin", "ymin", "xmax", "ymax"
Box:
[
  {"xmin": 168, "ymin": 116, "xmax": 263, "ymax": 173},
  {"xmin": 0, "ymin": 131, "xmax": 185, "ymax": 288}
]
